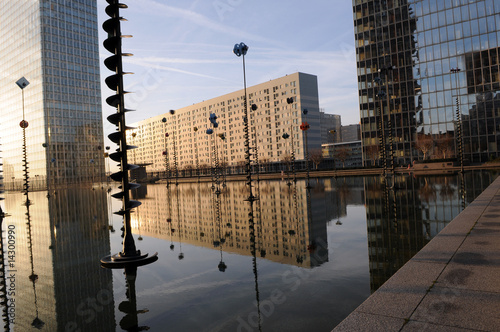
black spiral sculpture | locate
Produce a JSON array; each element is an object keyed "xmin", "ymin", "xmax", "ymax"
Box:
[{"xmin": 100, "ymin": 0, "xmax": 157, "ymax": 267}]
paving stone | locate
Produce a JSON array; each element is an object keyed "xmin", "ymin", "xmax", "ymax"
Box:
[
  {"xmin": 332, "ymin": 312, "xmax": 405, "ymax": 332},
  {"xmin": 352, "ymin": 261, "xmax": 445, "ymax": 319},
  {"xmin": 402, "ymin": 320, "xmax": 479, "ymax": 331},
  {"xmin": 437, "ymin": 263, "xmax": 500, "ymax": 293},
  {"xmin": 410, "ymin": 286, "xmax": 500, "ymax": 331},
  {"xmin": 411, "ymin": 234, "xmax": 466, "ymax": 264}
]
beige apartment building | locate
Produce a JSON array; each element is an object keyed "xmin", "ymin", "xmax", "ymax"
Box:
[{"xmin": 127, "ymin": 72, "xmax": 321, "ymax": 173}]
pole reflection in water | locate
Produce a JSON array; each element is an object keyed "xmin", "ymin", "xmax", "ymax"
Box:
[
  {"xmin": 25, "ymin": 197, "xmax": 43, "ymax": 329},
  {"xmin": 118, "ymin": 266, "xmax": 149, "ymax": 331},
  {"xmin": 176, "ymin": 185, "xmax": 184, "ymax": 260},
  {"xmin": 1, "ymin": 189, "xmax": 115, "ymax": 331}
]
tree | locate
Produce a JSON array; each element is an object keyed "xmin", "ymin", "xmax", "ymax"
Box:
[
  {"xmin": 414, "ymin": 134, "xmax": 434, "ymax": 160},
  {"xmin": 365, "ymin": 145, "xmax": 379, "ymax": 166},
  {"xmin": 184, "ymin": 164, "xmax": 194, "ymax": 177},
  {"xmin": 260, "ymin": 157, "xmax": 270, "ymax": 173},
  {"xmin": 309, "ymin": 148, "xmax": 324, "ymax": 170},
  {"xmin": 435, "ymin": 133, "xmax": 455, "ymax": 159},
  {"xmin": 199, "ymin": 163, "xmax": 210, "ymax": 175},
  {"xmin": 335, "ymin": 147, "xmax": 350, "ymax": 168}
]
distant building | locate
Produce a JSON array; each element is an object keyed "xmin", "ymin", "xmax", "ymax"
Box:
[
  {"xmin": 322, "ymin": 140, "xmax": 363, "ymax": 168},
  {"xmin": 341, "ymin": 124, "xmax": 361, "ymax": 142},
  {"xmin": 319, "ymin": 111, "xmax": 341, "ymax": 144},
  {"xmin": 322, "ymin": 123, "xmax": 362, "ymax": 168},
  {"xmin": 129, "ymin": 72, "xmax": 322, "ymax": 173},
  {"xmin": 0, "ymin": 0, "xmax": 105, "ymax": 190}
]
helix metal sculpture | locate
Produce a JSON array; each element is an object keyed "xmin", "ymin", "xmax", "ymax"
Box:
[{"xmin": 100, "ymin": 0, "xmax": 157, "ymax": 267}]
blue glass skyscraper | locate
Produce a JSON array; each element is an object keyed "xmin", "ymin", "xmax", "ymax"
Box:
[
  {"xmin": 0, "ymin": 0, "xmax": 104, "ymax": 189},
  {"xmin": 354, "ymin": 0, "xmax": 500, "ymax": 166}
]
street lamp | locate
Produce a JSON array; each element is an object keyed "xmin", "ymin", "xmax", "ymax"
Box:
[
  {"xmin": 161, "ymin": 118, "xmax": 171, "ymax": 187},
  {"xmin": 376, "ymin": 65, "xmax": 396, "ymax": 175},
  {"xmin": 286, "ymin": 97, "xmax": 296, "ymax": 183},
  {"xmin": 105, "ymin": 146, "xmax": 110, "ymax": 186},
  {"xmin": 301, "ymin": 109, "xmax": 311, "ymax": 188},
  {"xmin": 233, "ymin": 42, "xmax": 256, "ymax": 202},
  {"xmin": 16, "ymin": 77, "xmax": 30, "ymax": 200},
  {"xmin": 169, "ymin": 110, "xmax": 179, "ymax": 186},
  {"xmin": 193, "ymin": 126, "xmax": 200, "ymax": 181},
  {"xmin": 451, "ymin": 68, "xmax": 464, "ymax": 173}
]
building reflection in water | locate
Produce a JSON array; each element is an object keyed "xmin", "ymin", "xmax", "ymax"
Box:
[
  {"xmin": 364, "ymin": 171, "xmax": 495, "ymax": 292},
  {"xmin": 130, "ymin": 178, "xmax": 367, "ymax": 269},
  {"xmin": 1, "ymin": 188, "xmax": 115, "ymax": 331}
]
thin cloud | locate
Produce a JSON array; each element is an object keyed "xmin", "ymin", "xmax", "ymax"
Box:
[
  {"xmin": 122, "ymin": 57, "xmax": 232, "ymax": 82},
  {"xmin": 133, "ymin": 0, "xmax": 280, "ymax": 46}
]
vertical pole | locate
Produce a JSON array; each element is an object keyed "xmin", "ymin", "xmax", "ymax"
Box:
[{"xmin": 242, "ymin": 54, "xmax": 254, "ymax": 201}]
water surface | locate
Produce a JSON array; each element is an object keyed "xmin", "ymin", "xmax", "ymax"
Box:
[{"xmin": 1, "ymin": 171, "xmax": 496, "ymax": 331}]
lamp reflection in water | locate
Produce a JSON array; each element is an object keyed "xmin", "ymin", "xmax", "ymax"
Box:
[
  {"xmin": 176, "ymin": 185, "xmax": 184, "ymax": 260},
  {"xmin": 25, "ymin": 192, "xmax": 44, "ymax": 329}
]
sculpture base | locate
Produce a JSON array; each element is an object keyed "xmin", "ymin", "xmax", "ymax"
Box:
[{"xmin": 100, "ymin": 251, "xmax": 158, "ymax": 269}]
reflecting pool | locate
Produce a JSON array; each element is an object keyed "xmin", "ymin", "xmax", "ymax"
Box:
[{"xmin": 1, "ymin": 171, "xmax": 497, "ymax": 331}]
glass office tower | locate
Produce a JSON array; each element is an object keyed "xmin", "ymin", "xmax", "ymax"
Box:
[
  {"xmin": 353, "ymin": 0, "xmax": 500, "ymax": 166},
  {"xmin": 0, "ymin": 0, "xmax": 104, "ymax": 190}
]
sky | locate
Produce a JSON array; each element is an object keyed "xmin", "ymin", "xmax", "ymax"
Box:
[{"xmin": 96, "ymin": 0, "xmax": 360, "ymax": 136}]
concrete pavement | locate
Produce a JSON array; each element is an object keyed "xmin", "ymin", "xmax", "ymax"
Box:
[{"xmin": 333, "ymin": 175, "xmax": 500, "ymax": 331}]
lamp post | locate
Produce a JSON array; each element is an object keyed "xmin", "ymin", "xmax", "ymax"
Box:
[
  {"xmin": 16, "ymin": 77, "xmax": 30, "ymax": 200},
  {"xmin": 301, "ymin": 109, "xmax": 311, "ymax": 188},
  {"xmin": 131, "ymin": 132, "xmax": 137, "ymax": 164},
  {"xmin": 282, "ymin": 132, "xmax": 291, "ymax": 185},
  {"xmin": 379, "ymin": 65, "xmax": 395, "ymax": 174},
  {"xmin": 250, "ymin": 103, "xmax": 259, "ymax": 181},
  {"xmin": 451, "ymin": 68, "xmax": 464, "ymax": 174},
  {"xmin": 105, "ymin": 146, "xmax": 110, "ymax": 187},
  {"xmin": 286, "ymin": 97, "xmax": 296, "ymax": 183},
  {"xmin": 161, "ymin": 118, "xmax": 170, "ymax": 186},
  {"xmin": 168, "ymin": 110, "xmax": 179, "ymax": 186},
  {"xmin": 207, "ymin": 112, "xmax": 219, "ymax": 191},
  {"xmin": 193, "ymin": 126, "xmax": 200, "ymax": 181},
  {"xmin": 233, "ymin": 42, "xmax": 256, "ymax": 202},
  {"xmin": 375, "ymin": 64, "xmax": 396, "ymax": 175},
  {"xmin": 329, "ymin": 130, "xmax": 337, "ymax": 170},
  {"xmin": 218, "ymin": 133, "xmax": 227, "ymax": 188}
]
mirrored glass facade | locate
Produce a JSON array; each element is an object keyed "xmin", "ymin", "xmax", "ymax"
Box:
[
  {"xmin": 0, "ymin": 0, "xmax": 104, "ymax": 190},
  {"xmin": 354, "ymin": 0, "xmax": 500, "ymax": 166}
]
